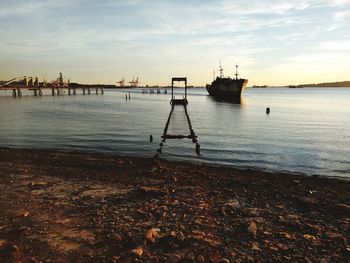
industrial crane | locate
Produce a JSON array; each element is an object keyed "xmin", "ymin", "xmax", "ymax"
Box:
[
  {"xmin": 118, "ymin": 78, "xmax": 125, "ymax": 87},
  {"xmin": 134, "ymin": 77, "xmax": 139, "ymax": 87},
  {"xmin": 128, "ymin": 77, "xmax": 139, "ymax": 87},
  {"xmin": 1, "ymin": 76, "xmax": 39, "ymax": 87},
  {"xmin": 1, "ymin": 76, "xmax": 27, "ymax": 86}
]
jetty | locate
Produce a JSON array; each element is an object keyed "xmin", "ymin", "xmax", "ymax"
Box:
[{"xmin": 0, "ymin": 73, "xmax": 104, "ymax": 97}]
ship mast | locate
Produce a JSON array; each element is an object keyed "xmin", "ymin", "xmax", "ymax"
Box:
[
  {"xmin": 219, "ymin": 60, "xmax": 223, "ymax": 78},
  {"xmin": 235, "ymin": 64, "xmax": 239, "ymax": 80}
]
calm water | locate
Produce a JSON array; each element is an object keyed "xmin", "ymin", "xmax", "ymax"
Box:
[{"xmin": 0, "ymin": 87, "xmax": 349, "ymax": 179}]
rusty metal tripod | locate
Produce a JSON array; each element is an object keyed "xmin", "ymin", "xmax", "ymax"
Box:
[{"xmin": 156, "ymin": 78, "xmax": 200, "ymax": 156}]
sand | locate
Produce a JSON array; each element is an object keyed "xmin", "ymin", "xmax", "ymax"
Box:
[{"xmin": 0, "ymin": 147, "xmax": 349, "ymax": 262}]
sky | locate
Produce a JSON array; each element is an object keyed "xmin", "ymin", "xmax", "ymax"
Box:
[{"xmin": 0, "ymin": 0, "xmax": 350, "ymax": 86}]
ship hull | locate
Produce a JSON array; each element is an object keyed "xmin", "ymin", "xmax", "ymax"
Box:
[{"xmin": 206, "ymin": 78, "xmax": 248, "ymax": 100}]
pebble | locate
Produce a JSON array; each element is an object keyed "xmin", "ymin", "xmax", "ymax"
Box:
[
  {"xmin": 247, "ymin": 221, "xmax": 257, "ymax": 237},
  {"xmin": 0, "ymin": 240, "xmax": 6, "ymax": 248},
  {"xmin": 131, "ymin": 247, "xmax": 143, "ymax": 257},
  {"xmin": 110, "ymin": 233, "xmax": 122, "ymax": 241},
  {"xmin": 167, "ymin": 254, "xmax": 181, "ymax": 263},
  {"xmin": 177, "ymin": 231, "xmax": 185, "ymax": 240},
  {"xmin": 186, "ymin": 252, "xmax": 195, "ymax": 261},
  {"xmin": 197, "ymin": 254, "xmax": 205, "ymax": 262},
  {"xmin": 146, "ymin": 228, "xmax": 158, "ymax": 242},
  {"xmin": 118, "ymin": 257, "xmax": 132, "ymax": 263}
]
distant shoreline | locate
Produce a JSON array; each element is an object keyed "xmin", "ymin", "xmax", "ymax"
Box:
[
  {"xmin": 250, "ymin": 81, "xmax": 350, "ymax": 88},
  {"xmin": 295, "ymin": 81, "xmax": 350, "ymax": 88},
  {"xmin": 288, "ymin": 81, "xmax": 350, "ymax": 88},
  {"xmin": 250, "ymin": 85, "xmax": 350, "ymax": 88}
]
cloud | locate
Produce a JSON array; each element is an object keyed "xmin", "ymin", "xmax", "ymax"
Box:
[
  {"xmin": 217, "ymin": 0, "xmax": 315, "ymax": 15},
  {"xmin": 1, "ymin": 0, "xmax": 350, "ymax": 85},
  {"xmin": 319, "ymin": 40, "xmax": 350, "ymax": 51},
  {"xmin": 327, "ymin": 8, "xmax": 350, "ymax": 30},
  {"xmin": 333, "ymin": 10, "xmax": 350, "ymax": 21},
  {"xmin": 286, "ymin": 52, "xmax": 349, "ymax": 63},
  {"xmin": 328, "ymin": 0, "xmax": 350, "ymax": 5},
  {"xmin": 0, "ymin": 1, "xmax": 43, "ymax": 17},
  {"xmin": 0, "ymin": 0, "xmax": 77, "ymax": 18}
]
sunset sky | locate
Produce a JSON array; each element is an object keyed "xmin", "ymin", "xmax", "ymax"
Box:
[{"xmin": 1, "ymin": 0, "xmax": 350, "ymax": 86}]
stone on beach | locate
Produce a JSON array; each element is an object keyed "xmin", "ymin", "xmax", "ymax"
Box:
[
  {"xmin": 145, "ymin": 228, "xmax": 158, "ymax": 242},
  {"xmin": 247, "ymin": 221, "xmax": 257, "ymax": 238},
  {"xmin": 131, "ymin": 247, "xmax": 143, "ymax": 257},
  {"xmin": 166, "ymin": 254, "xmax": 181, "ymax": 263}
]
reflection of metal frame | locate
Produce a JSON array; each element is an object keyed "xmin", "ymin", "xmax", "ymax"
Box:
[{"xmin": 156, "ymin": 77, "xmax": 200, "ymax": 156}]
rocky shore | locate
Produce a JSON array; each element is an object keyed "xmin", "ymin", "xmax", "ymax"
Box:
[{"xmin": 0, "ymin": 147, "xmax": 349, "ymax": 262}]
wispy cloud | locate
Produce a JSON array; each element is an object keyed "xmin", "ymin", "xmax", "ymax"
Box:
[
  {"xmin": 328, "ymin": 0, "xmax": 350, "ymax": 6},
  {"xmin": 0, "ymin": 0, "xmax": 77, "ymax": 18},
  {"xmin": 319, "ymin": 40, "xmax": 350, "ymax": 51},
  {"xmin": 0, "ymin": 0, "xmax": 45, "ymax": 17},
  {"xmin": 286, "ymin": 52, "xmax": 348, "ymax": 63}
]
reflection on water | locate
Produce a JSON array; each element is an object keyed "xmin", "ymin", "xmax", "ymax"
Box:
[
  {"xmin": 0, "ymin": 87, "xmax": 349, "ymax": 178},
  {"xmin": 207, "ymin": 95, "xmax": 245, "ymax": 106}
]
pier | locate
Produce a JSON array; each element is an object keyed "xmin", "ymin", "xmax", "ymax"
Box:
[
  {"xmin": 0, "ymin": 86, "xmax": 104, "ymax": 97},
  {"xmin": 0, "ymin": 74, "xmax": 104, "ymax": 97}
]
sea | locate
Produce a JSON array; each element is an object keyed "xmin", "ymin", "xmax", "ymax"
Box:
[{"xmin": 0, "ymin": 87, "xmax": 349, "ymax": 179}]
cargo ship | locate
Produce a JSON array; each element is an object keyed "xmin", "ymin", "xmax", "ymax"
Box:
[{"xmin": 206, "ymin": 64, "xmax": 248, "ymax": 101}]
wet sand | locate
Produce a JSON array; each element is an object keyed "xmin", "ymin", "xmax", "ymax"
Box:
[{"xmin": 0, "ymin": 147, "xmax": 349, "ymax": 262}]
